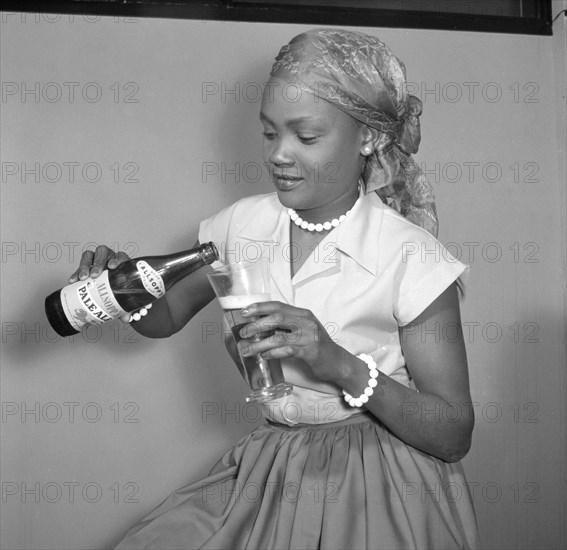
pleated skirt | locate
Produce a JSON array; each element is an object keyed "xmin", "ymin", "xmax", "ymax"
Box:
[{"xmin": 114, "ymin": 412, "xmax": 481, "ymax": 550}]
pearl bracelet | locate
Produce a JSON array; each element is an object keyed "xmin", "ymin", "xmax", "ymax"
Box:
[
  {"xmin": 128, "ymin": 303, "xmax": 152, "ymax": 322},
  {"xmin": 342, "ymin": 353, "xmax": 379, "ymax": 408}
]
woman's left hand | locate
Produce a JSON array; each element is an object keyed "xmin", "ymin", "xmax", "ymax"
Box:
[{"xmin": 237, "ymin": 301, "xmax": 343, "ymax": 384}]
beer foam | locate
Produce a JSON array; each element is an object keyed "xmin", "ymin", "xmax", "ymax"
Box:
[{"xmin": 218, "ymin": 294, "xmax": 269, "ymax": 309}]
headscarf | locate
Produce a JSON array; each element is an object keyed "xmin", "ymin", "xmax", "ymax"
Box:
[{"xmin": 270, "ymin": 28, "xmax": 438, "ymax": 237}]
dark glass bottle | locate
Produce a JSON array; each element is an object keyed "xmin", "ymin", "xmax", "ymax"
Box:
[{"xmin": 45, "ymin": 242, "xmax": 218, "ymax": 337}]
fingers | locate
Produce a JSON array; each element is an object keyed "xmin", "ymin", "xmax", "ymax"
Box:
[
  {"xmin": 239, "ymin": 313, "xmax": 315, "ymax": 340},
  {"xmin": 238, "ymin": 331, "xmax": 295, "ymax": 358},
  {"xmin": 238, "ymin": 318, "xmax": 315, "ymax": 355},
  {"xmin": 235, "ymin": 303, "xmax": 320, "ymax": 360},
  {"xmin": 90, "ymin": 245, "xmax": 114, "ymax": 278},
  {"xmin": 242, "ymin": 301, "xmax": 309, "ymax": 318},
  {"xmin": 239, "ymin": 303, "xmax": 311, "ymax": 336},
  {"xmin": 68, "ymin": 249, "xmax": 94, "ymax": 283},
  {"xmin": 108, "ymin": 251, "xmax": 131, "ymax": 269},
  {"xmin": 238, "ymin": 313, "xmax": 285, "ymax": 339},
  {"xmin": 68, "ymin": 246, "xmax": 131, "ymax": 283}
]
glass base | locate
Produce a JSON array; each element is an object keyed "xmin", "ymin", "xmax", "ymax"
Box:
[{"xmin": 245, "ymin": 382, "xmax": 293, "ymax": 403}]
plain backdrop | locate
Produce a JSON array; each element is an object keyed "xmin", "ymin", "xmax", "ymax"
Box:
[{"xmin": 1, "ymin": 8, "xmax": 566, "ymax": 550}]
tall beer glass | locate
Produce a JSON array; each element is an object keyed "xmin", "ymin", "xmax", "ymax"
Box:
[{"xmin": 207, "ymin": 261, "xmax": 293, "ymax": 403}]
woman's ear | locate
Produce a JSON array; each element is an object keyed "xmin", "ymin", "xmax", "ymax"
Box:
[{"xmin": 360, "ymin": 125, "xmax": 380, "ymax": 156}]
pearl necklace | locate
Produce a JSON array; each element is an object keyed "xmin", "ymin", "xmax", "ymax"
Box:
[{"xmin": 287, "ymin": 207, "xmax": 352, "ymax": 232}]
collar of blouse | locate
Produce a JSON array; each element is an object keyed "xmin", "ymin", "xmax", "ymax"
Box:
[{"xmin": 234, "ymin": 190, "xmax": 386, "ymax": 301}]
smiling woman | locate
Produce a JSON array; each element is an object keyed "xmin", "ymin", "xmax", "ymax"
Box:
[
  {"xmin": 85, "ymin": 28, "xmax": 483, "ymax": 550},
  {"xmin": 260, "ymin": 81, "xmax": 363, "ymax": 219}
]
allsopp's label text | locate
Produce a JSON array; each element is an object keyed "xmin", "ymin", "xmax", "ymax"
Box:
[
  {"xmin": 137, "ymin": 261, "xmax": 165, "ymax": 299},
  {"xmin": 60, "ymin": 271, "xmax": 128, "ymax": 331}
]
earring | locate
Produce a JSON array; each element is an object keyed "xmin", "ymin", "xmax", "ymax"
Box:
[{"xmin": 362, "ymin": 146, "xmax": 373, "ymax": 156}]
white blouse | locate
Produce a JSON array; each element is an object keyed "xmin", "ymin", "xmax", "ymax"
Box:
[{"xmin": 199, "ymin": 190, "xmax": 469, "ymax": 426}]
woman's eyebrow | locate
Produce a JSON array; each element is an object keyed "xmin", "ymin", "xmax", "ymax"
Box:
[{"xmin": 259, "ymin": 112, "xmax": 327, "ymax": 126}]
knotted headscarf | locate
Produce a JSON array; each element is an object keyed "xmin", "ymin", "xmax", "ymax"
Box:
[{"xmin": 270, "ymin": 28, "xmax": 438, "ymax": 237}]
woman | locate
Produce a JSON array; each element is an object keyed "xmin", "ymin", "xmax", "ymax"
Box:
[{"xmin": 72, "ymin": 28, "xmax": 480, "ymax": 549}]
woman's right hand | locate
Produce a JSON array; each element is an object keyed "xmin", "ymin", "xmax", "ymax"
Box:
[
  {"xmin": 64, "ymin": 240, "xmax": 215, "ymax": 338},
  {"xmin": 68, "ymin": 244, "xmax": 131, "ymax": 283},
  {"xmin": 67, "ymin": 245, "xmax": 149, "ymax": 324}
]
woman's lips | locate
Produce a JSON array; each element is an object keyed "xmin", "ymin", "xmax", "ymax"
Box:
[{"xmin": 274, "ymin": 175, "xmax": 304, "ymax": 191}]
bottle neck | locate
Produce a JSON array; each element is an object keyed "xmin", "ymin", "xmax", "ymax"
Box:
[
  {"xmin": 199, "ymin": 242, "xmax": 219, "ymax": 265},
  {"xmin": 162, "ymin": 243, "xmax": 218, "ymax": 268},
  {"xmin": 156, "ymin": 243, "xmax": 218, "ymax": 290}
]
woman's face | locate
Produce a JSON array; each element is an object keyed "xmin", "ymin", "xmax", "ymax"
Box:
[{"xmin": 260, "ymin": 78, "xmax": 366, "ymax": 213}]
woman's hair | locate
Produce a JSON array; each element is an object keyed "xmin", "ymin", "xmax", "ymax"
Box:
[{"xmin": 270, "ymin": 28, "xmax": 438, "ymax": 237}]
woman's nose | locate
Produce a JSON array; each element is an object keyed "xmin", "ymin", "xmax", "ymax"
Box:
[{"xmin": 267, "ymin": 138, "xmax": 294, "ymax": 165}]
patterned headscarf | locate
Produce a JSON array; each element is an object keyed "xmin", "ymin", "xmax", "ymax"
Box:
[{"xmin": 270, "ymin": 28, "xmax": 438, "ymax": 237}]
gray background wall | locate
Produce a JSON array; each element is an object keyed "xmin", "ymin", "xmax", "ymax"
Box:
[{"xmin": 1, "ymin": 8, "xmax": 566, "ymax": 550}]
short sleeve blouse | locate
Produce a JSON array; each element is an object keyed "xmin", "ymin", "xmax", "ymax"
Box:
[{"xmin": 199, "ymin": 190, "xmax": 469, "ymax": 425}]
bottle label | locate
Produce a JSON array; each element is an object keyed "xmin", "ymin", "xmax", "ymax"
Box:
[
  {"xmin": 59, "ymin": 271, "xmax": 129, "ymax": 332},
  {"xmin": 136, "ymin": 261, "xmax": 165, "ymax": 299}
]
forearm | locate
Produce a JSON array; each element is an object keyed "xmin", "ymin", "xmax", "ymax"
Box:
[
  {"xmin": 129, "ymin": 265, "xmax": 216, "ymax": 339},
  {"xmin": 335, "ymin": 347, "xmax": 474, "ymax": 462},
  {"xmin": 129, "ymin": 296, "xmax": 175, "ymax": 338}
]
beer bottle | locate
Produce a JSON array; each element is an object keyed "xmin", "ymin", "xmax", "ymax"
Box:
[{"xmin": 45, "ymin": 242, "xmax": 218, "ymax": 337}]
